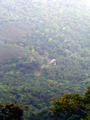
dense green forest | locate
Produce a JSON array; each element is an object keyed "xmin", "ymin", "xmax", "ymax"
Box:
[
  {"xmin": 0, "ymin": 87, "xmax": 89, "ymax": 120},
  {"xmin": 0, "ymin": 0, "xmax": 90, "ymax": 119}
]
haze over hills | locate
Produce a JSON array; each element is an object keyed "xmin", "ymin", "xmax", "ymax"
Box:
[{"xmin": 0, "ymin": 0, "xmax": 90, "ymax": 119}]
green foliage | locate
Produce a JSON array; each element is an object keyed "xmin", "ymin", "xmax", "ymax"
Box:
[
  {"xmin": 51, "ymin": 87, "xmax": 90, "ymax": 120},
  {"xmin": 0, "ymin": 103, "xmax": 24, "ymax": 120},
  {"xmin": 84, "ymin": 87, "xmax": 90, "ymax": 104},
  {"xmin": 0, "ymin": 0, "xmax": 90, "ymax": 119}
]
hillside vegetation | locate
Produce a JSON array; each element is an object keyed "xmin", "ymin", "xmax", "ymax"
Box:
[{"xmin": 0, "ymin": 0, "xmax": 90, "ymax": 119}]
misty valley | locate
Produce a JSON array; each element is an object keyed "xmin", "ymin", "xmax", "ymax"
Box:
[{"xmin": 0, "ymin": 0, "xmax": 90, "ymax": 120}]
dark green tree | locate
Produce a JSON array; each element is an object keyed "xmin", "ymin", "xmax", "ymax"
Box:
[
  {"xmin": 51, "ymin": 87, "xmax": 90, "ymax": 120},
  {"xmin": 0, "ymin": 103, "xmax": 24, "ymax": 120}
]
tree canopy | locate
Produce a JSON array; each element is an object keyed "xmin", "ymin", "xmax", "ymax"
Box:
[
  {"xmin": 0, "ymin": 103, "xmax": 24, "ymax": 120},
  {"xmin": 51, "ymin": 87, "xmax": 90, "ymax": 120}
]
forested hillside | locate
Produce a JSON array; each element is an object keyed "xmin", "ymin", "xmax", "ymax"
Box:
[{"xmin": 0, "ymin": 0, "xmax": 90, "ymax": 119}]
